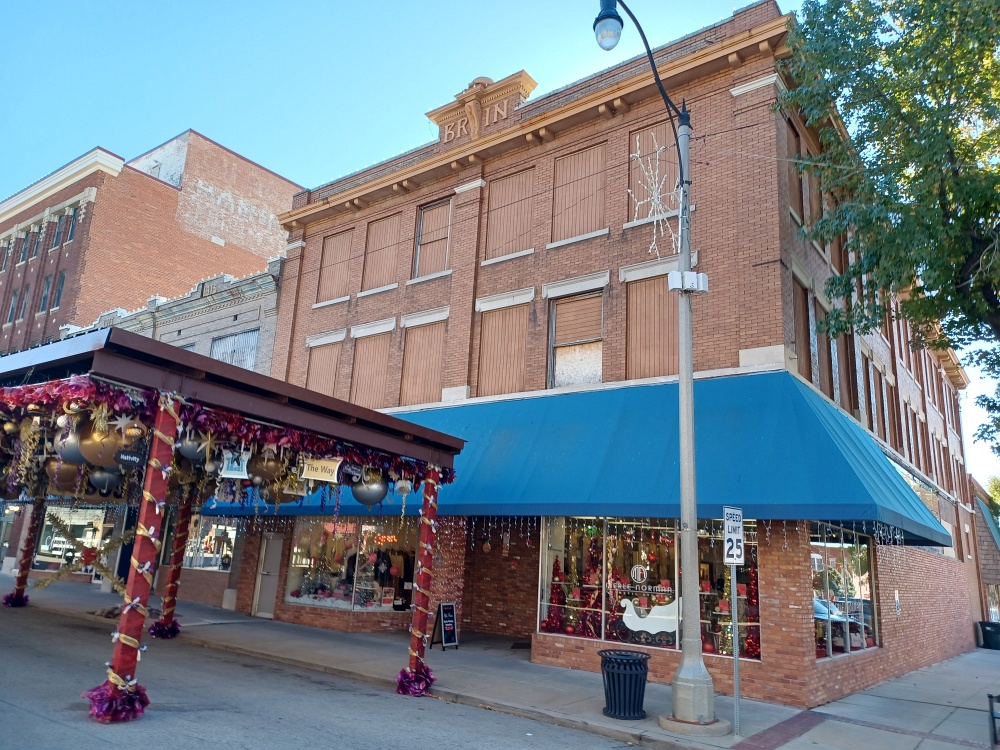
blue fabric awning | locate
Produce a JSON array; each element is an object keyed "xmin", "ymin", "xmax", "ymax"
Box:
[{"xmin": 204, "ymin": 371, "xmax": 950, "ymax": 546}]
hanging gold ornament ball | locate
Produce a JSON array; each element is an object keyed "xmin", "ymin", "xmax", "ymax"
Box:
[
  {"xmin": 247, "ymin": 453, "xmax": 282, "ymax": 485},
  {"xmin": 44, "ymin": 457, "xmax": 82, "ymax": 492},
  {"xmin": 77, "ymin": 419, "xmax": 125, "ymax": 468},
  {"xmin": 2, "ymin": 422, "xmax": 17, "ymax": 435},
  {"xmin": 124, "ymin": 423, "xmax": 146, "ymax": 441}
]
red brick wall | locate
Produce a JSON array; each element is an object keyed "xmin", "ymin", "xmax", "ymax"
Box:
[
  {"xmin": 78, "ymin": 167, "xmax": 265, "ymax": 326},
  {"xmin": 154, "ymin": 567, "xmax": 229, "ymax": 608},
  {"xmin": 460, "ymin": 518, "xmax": 540, "ymax": 639}
]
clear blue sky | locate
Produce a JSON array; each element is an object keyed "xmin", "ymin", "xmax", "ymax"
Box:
[{"xmin": 2, "ymin": 0, "xmax": 997, "ymax": 484}]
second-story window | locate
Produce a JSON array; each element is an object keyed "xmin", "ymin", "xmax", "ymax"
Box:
[
  {"xmin": 18, "ymin": 284, "xmax": 30, "ymax": 320},
  {"xmin": 413, "ymin": 199, "xmax": 451, "ymax": 278},
  {"xmin": 814, "ymin": 301, "xmax": 834, "ymax": 398},
  {"xmin": 549, "ymin": 293, "xmax": 603, "ymax": 388},
  {"xmin": 51, "ymin": 215, "xmax": 65, "ymax": 249},
  {"xmin": 316, "ymin": 229, "xmax": 352, "ymax": 303},
  {"xmin": 18, "ymin": 234, "xmax": 28, "ymax": 264},
  {"xmin": 28, "ymin": 229, "xmax": 39, "ymax": 259},
  {"xmin": 6, "ymin": 291, "xmax": 18, "ymax": 324},
  {"xmin": 626, "ymin": 275, "xmax": 678, "ymax": 379},
  {"xmin": 0, "ymin": 243, "xmax": 8, "ymax": 272},
  {"xmin": 361, "ymin": 214, "xmax": 400, "ymax": 292},
  {"xmin": 65, "ymin": 207, "xmax": 78, "ymax": 243},
  {"xmin": 209, "ymin": 329, "xmax": 260, "ymax": 371},
  {"xmin": 551, "ymin": 144, "xmax": 606, "ymax": 244},
  {"xmin": 38, "ymin": 276, "xmax": 52, "ymax": 313},
  {"xmin": 52, "ymin": 271, "xmax": 65, "ymax": 309}
]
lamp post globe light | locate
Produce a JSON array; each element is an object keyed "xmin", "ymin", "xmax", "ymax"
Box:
[{"xmin": 593, "ymin": 1, "xmax": 728, "ymax": 735}]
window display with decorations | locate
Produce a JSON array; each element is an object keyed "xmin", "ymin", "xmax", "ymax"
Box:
[
  {"xmin": 811, "ymin": 523, "xmax": 878, "ymax": 658},
  {"xmin": 538, "ymin": 517, "xmax": 760, "ymax": 659},
  {"xmin": 285, "ymin": 515, "xmax": 417, "ymax": 611},
  {"xmin": 183, "ymin": 516, "xmax": 236, "ymax": 571}
]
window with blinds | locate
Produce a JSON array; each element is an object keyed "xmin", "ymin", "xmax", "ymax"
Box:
[
  {"xmin": 349, "ymin": 333, "xmax": 390, "ymax": 408},
  {"xmin": 485, "ymin": 169, "xmax": 534, "ymax": 260},
  {"xmin": 414, "ymin": 200, "xmax": 451, "ymax": 278},
  {"xmin": 361, "ymin": 214, "xmax": 400, "ymax": 291},
  {"xmin": 478, "ymin": 305, "xmax": 528, "ymax": 397},
  {"xmin": 628, "ymin": 122, "xmax": 678, "ymax": 221},
  {"xmin": 399, "ymin": 322, "xmax": 446, "ymax": 406},
  {"xmin": 626, "ymin": 275, "xmax": 678, "ymax": 379},
  {"xmin": 551, "ymin": 144, "xmax": 606, "ymax": 243},
  {"xmin": 793, "ymin": 279, "xmax": 812, "ymax": 381},
  {"xmin": 317, "ymin": 230, "xmax": 352, "ymax": 303},
  {"xmin": 209, "ymin": 329, "xmax": 260, "ymax": 371},
  {"xmin": 549, "ymin": 293, "xmax": 603, "ymax": 388},
  {"xmin": 306, "ymin": 342, "xmax": 342, "ymax": 397}
]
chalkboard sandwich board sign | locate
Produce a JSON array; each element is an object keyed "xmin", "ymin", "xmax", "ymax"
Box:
[{"xmin": 430, "ymin": 601, "xmax": 459, "ymax": 651}]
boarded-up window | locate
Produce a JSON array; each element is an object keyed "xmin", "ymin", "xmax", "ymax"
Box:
[
  {"xmin": 550, "ymin": 294, "xmax": 603, "ymax": 388},
  {"xmin": 414, "ymin": 201, "xmax": 450, "ymax": 278},
  {"xmin": 787, "ymin": 121, "xmax": 803, "ymax": 218},
  {"xmin": 814, "ymin": 302, "xmax": 833, "ymax": 398},
  {"xmin": 306, "ymin": 342, "xmax": 342, "ymax": 397},
  {"xmin": 861, "ymin": 355, "xmax": 873, "ymax": 431},
  {"xmin": 886, "ymin": 382, "xmax": 901, "ymax": 451},
  {"xmin": 808, "ymin": 174, "xmax": 823, "ymax": 226},
  {"xmin": 628, "ymin": 122, "xmax": 678, "ymax": 221},
  {"xmin": 478, "ymin": 305, "xmax": 528, "ymax": 397},
  {"xmin": 361, "ymin": 214, "xmax": 400, "ymax": 291},
  {"xmin": 793, "ymin": 279, "xmax": 812, "ymax": 381},
  {"xmin": 486, "ymin": 169, "xmax": 534, "ymax": 259},
  {"xmin": 349, "ymin": 333, "xmax": 390, "ymax": 409},
  {"xmin": 552, "ymin": 145, "xmax": 606, "ymax": 243},
  {"xmin": 872, "ymin": 367, "xmax": 886, "ymax": 440},
  {"xmin": 399, "ymin": 322, "xmax": 446, "ymax": 406},
  {"xmin": 317, "ymin": 230, "xmax": 352, "ymax": 303},
  {"xmin": 836, "ymin": 334, "xmax": 858, "ymax": 415},
  {"xmin": 626, "ymin": 275, "xmax": 678, "ymax": 379}
]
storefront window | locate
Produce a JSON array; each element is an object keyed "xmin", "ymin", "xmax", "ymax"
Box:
[
  {"xmin": 986, "ymin": 585, "xmax": 999, "ymax": 623},
  {"xmin": 285, "ymin": 516, "xmax": 417, "ymax": 611},
  {"xmin": 34, "ymin": 507, "xmax": 105, "ymax": 571},
  {"xmin": 184, "ymin": 516, "xmax": 236, "ymax": 571},
  {"xmin": 811, "ymin": 523, "xmax": 878, "ymax": 658},
  {"xmin": 539, "ymin": 517, "xmax": 760, "ymax": 659}
]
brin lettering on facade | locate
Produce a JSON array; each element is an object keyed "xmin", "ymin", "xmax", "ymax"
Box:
[{"xmin": 443, "ymin": 100, "xmax": 509, "ymax": 142}]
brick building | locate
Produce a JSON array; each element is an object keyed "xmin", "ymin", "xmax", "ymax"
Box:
[
  {"xmin": 0, "ymin": 130, "xmax": 299, "ymax": 355},
  {"xmin": 0, "ymin": 130, "xmax": 298, "ymax": 581},
  {"xmin": 207, "ymin": 1, "xmax": 981, "ymax": 707},
  {"xmin": 971, "ymin": 479, "xmax": 1000, "ymax": 622}
]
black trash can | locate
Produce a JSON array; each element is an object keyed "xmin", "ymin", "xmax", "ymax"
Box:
[
  {"xmin": 981, "ymin": 622, "xmax": 1000, "ymax": 650},
  {"xmin": 598, "ymin": 649, "xmax": 651, "ymax": 720}
]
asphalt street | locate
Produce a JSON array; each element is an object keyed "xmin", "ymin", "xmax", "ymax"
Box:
[{"xmin": 0, "ymin": 607, "xmax": 625, "ymax": 750}]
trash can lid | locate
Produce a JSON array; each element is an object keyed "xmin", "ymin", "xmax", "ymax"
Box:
[{"xmin": 597, "ymin": 649, "xmax": 651, "ymax": 660}]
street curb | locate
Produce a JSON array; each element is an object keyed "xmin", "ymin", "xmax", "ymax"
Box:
[{"xmin": 30, "ymin": 599, "xmax": 696, "ymax": 749}]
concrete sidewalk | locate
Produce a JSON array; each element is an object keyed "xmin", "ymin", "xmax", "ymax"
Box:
[{"xmin": 5, "ymin": 574, "xmax": 1000, "ymax": 749}]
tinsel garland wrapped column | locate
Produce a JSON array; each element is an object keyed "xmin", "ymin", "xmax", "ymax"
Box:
[
  {"xmin": 3, "ymin": 495, "xmax": 45, "ymax": 607},
  {"xmin": 397, "ymin": 466, "xmax": 440, "ymax": 697},
  {"xmin": 149, "ymin": 486, "xmax": 194, "ymax": 639},
  {"xmin": 83, "ymin": 395, "xmax": 178, "ymax": 723}
]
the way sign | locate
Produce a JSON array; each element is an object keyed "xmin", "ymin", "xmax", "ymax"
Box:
[{"xmin": 723, "ymin": 506, "xmax": 744, "ymax": 566}]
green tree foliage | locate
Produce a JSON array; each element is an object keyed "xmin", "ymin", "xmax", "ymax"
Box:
[{"xmin": 780, "ymin": 0, "xmax": 1000, "ymax": 447}]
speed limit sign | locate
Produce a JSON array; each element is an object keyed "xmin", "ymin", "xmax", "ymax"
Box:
[{"xmin": 723, "ymin": 506, "xmax": 744, "ymax": 566}]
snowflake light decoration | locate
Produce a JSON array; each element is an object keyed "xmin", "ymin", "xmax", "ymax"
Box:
[{"xmin": 627, "ymin": 133, "xmax": 681, "ymax": 258}]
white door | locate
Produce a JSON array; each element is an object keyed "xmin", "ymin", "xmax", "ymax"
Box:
[{"xmin": 253, "ymin": 533, "xmax": 283, "ymax": 619}]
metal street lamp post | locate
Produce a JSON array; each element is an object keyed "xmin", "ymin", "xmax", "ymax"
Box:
[{"xmin": 593, "ymin": 1, "xmax": 727, "ymax": 734}]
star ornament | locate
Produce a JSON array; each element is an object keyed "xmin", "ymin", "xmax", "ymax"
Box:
[
  {"xmin": 110, "ymin": 413, "xmax": 134, "ymax": 435},
  {"xmin": 197, "ymin": 431, "xmax": 217, "ymax": 462}
]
